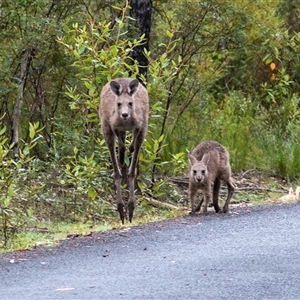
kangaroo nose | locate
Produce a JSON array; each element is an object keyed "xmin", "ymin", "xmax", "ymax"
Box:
[{"xmin": 122, "ymin": 113, "xmax": 128, "ymax": 119}]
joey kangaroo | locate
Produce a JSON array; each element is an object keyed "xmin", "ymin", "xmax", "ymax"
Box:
[
  {"xmin": 188, "ymin": 140, "xmax": 235, "ymax": 214},
  {"xmin": 99, "ymin": 78, "xmax": 149, "ymax": 223}
]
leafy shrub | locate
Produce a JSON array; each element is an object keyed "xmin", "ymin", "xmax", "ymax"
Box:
[
  {"xmin": 58, "ymin": 5, "xmax": 185, "ymax": 210},
  {"xmin": 0, "ymin": 122, "xmax": 42, "ymax": 248}
]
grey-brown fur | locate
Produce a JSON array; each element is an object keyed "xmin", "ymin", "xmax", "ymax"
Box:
[
  {"xmin": 99, "ymin": 78, "xmax": 149, "ymax": 223},
  {"xmin": 188, "ymin": 140, "xmax": 235, "ymax": 214}
]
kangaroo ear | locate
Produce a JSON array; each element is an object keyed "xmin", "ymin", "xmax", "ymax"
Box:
[
  {"xmin": 188, "ymin": 154, "xmax": 197, "ymax": 165},
  {"xmin": 128, "ymin": 79, "xmax": 139, "ymax": 96},
  {"xmin": 296, "ymin": 186, "xmax": 300, "ymax": 197},
  {"xmin": 201, "ymin": 153, "xmax": 210, "ymax": 165},
  {"xmin": 288, "ymin": 187, "xmax": 294, "ymax": 196},
  {"xmin": 110, "ymin": 81, "xmax": 122, "ymax": 96}
]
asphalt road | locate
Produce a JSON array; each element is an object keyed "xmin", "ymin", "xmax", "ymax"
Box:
[{"xmin": 1, "ymin": 203, "xmax": 300, "ymax": 300}]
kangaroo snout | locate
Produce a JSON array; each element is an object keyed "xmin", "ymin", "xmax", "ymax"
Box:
[
  {"xmin": 195, "ymin": 177, "xmax": 203, "ymax": 183},
  {"xmin": 118, "ymin": 101, "xmax": 132, "ymax": 121}
]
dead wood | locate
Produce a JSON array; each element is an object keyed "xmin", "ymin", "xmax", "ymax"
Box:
[
  {"xmin": 168, "ymin": 174, "xmax": 289, "ymax": 194},
  {"xmin": 142, "ymin": 197, "xmax": 182, "ymax": 210}
]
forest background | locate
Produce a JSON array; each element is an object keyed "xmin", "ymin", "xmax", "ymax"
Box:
[{"xmin": 0, "ymin": 0, "xmax": 300, "ymax": 249}]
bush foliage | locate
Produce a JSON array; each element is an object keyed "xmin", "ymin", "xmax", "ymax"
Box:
[{"xmin": 0, "ymin": 0, "xmax": 300, "ymax": 247}]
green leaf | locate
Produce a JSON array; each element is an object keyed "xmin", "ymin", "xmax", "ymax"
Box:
[
  {"xmin": 0, "ymin": 126, "xmax": 6, "ymax": 135},
  {"xmin": 125, "ymin": 156, "xmax": 130, "ymax": 166},
  {"xmin": 111, "ymin": 5, "xmax": 122, "ymax": 11},
  {"xmin": 23, "ymin": 146, "xmax": 30, "ymax": 156},
  {"xmin": 88, "ymin": 186, "xmax": 97, "ymax": 200},
  {"xmin": 166, "ymin": 30, "xmax": 173, "ymax": 38},
  {"xmin": 73, "ymin": 147, "xmax": 78, "ymax": 155},
  {"xmin": 115, "ymin": 17, "xmax": 122, "ymax": 24},
  {"xmin": 158, "ymin": 135, "xmax": 165, "ymax": 143},
  {"xmin": 88, "ymin": 85, "xmax": 96, "ymax": 96},
  {"xmin": 110, "ymin": 45, "xmax": 118, "ymax": 56},
  {"xmin": 78, "ymin": 45, "xmax": 86, "ymax": 55},
  {"xmin": 73, "ymin": 50, "xmax": 80, "ymax": 58},
  {"xmin": 29, "ymin": 123, "xmax": 35, "ymax": 139}
]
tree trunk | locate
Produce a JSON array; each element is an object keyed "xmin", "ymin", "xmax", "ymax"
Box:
[
  {"xmin": 11, "ymin": 49, "xmax": 34, "ymax": 157},
  {"xmin": 129, "ymin": 0, "xmax": 152, "ymax": 82}
]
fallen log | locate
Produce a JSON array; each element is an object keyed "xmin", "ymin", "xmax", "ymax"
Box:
[{"xmin": 141, "ymin": 197, "xmax": 183, "ymax": 210}]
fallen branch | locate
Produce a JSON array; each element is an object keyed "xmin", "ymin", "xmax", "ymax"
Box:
[
  {"xmin": 169, "ymin": 177, "xmax": 288, "ymax": 194},
  {"xmin": 142, "ymin": 197, "xmax": 182, "ymax": 210},
  {"xmin": 235, "ymin": 187, "xmax": 287, "ymax": 193}
]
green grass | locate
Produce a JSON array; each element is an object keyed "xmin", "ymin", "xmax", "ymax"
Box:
[
  {"xmin": 0, "ymin": 221, "xmax": 113, "ymax": 254},
  {"xmin": 1, "ymin": 173, "xmax": 299, "ymax": 254},
  {"xmin": 0, "ymin": 206, "xmax": 185, "ymax": 254}
]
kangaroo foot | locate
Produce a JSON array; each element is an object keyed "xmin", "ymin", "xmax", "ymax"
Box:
[
  {"xmin": 189, "ymin": 211, "xmax": 196, "ymax": 216},
  {"xmin": 128, "ymin": 202, "xmax": 135, "ymax": 223},
  {"xmin": 214, "ymin": 206, "xmax": 221, "ymax": 213},
  {"xmin": 117, "ymin": 203, "xmax": 125, "ymax": 224},
  {"xmin": 195, "ymin": 198, "xmax": 204, "ymax": 212},
  {"xmin": 222, "ymin": 206, "xmax": 229, "ymax": 213}
]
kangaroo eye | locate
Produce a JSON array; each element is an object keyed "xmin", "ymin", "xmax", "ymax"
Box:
[
  {"xmin": 117, "ymin": 103, "xmax": 121, "ymax": 107},
  {"xmin": 201, "ymin": 170, "xmax": 205, "ymax": 175},
  {"xmin": 193, "ymin": 170, "xmax": 197, "ymax": 175},
  {"xmin": 128, "ymin": 102, "xmax": 133, "ymax": 107}
]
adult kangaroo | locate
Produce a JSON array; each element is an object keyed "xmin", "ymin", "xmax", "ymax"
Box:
[
  {"xmin": 188, "ymin": 140, "xmax": 235, "ymax": 215},
  {"xmin": 99, "ymin": 78, "xmax": 149, "ymax": 223}
]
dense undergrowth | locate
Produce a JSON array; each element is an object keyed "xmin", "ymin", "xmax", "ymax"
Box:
[
  {"xmin": 1, "ymin": 1, "xmax": 300, "ymax": 250},
  {"xmin": 1, "ymin": 91, "xmax": 299, "ymax": 251}
]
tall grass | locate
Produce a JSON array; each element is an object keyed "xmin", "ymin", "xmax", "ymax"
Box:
[{"xmin": 254, "ymin": 122, "xmax": 300, "ymax": 181}]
